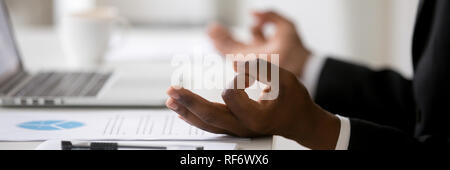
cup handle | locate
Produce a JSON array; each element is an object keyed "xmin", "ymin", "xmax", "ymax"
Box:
[{"xmin": 109, "ymin": 17, "xmax": 130, "ymax": 50}]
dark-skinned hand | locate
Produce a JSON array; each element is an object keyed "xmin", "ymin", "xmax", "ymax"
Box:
[
  {"xmin": 166, "ymin": 59, "xmax": 340, "ymax": 150},
  {"xmin": 208, "ymin": 11, "xmax": 311, "ymax": 77}
]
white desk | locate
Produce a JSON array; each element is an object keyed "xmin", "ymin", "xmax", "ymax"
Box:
[
  {"xmin": 0, "ymin": 26, "xmax": 307, "ymax": 150},
  {"xmin": 0, "ymin": 107, "xmax": 274, "ymax": 150}
]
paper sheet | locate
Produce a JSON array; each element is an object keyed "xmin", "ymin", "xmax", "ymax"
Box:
[{"xmin": 0, "ymin": 110, "xmax": 239, "ymax": 142}]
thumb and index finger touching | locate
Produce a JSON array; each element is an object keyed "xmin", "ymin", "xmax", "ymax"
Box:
[
  {"xmin": 205, "ymin": 11, "xmax": 292, "ymax": 119},
  {"xmin": 222, "ymin": 59, "xmax": 293, "ymax": 121}
]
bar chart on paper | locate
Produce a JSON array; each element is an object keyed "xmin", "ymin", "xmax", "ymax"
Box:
[{"xmin": 0, "ymin": 110, "xmax": 234, "ymax": 142}]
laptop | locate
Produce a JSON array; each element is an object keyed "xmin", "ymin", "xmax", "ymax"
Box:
[{"xmin": 0, "ymin": 1, "xmax": 168, "ymax": 107}]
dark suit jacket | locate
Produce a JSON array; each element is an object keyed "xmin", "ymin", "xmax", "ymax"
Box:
[{"xmin": 315, "ymin": 0, "xmax": 450, "ymax": 150}]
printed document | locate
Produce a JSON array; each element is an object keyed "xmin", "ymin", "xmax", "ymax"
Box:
[{"xmin": 0, "ymin": 110, "xmax": 237, "ymax": 141}]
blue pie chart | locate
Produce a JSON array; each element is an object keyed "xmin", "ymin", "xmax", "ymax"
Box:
[{"xmin": 17, "ymin": 120, "xmax": 84, "ymax": 131}]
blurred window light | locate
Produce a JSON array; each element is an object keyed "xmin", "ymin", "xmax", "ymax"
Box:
[{"xmin": 97, "ymin": 0, "xmax": 217, "ymax": 26}]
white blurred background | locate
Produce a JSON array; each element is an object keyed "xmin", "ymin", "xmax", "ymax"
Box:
[{"xmin": 5, "ymin": 0, "xmax": 419, "ymax": 77}]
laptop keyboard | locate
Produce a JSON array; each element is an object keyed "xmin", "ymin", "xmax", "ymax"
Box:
[{"xmin": 12, "ymin": 72, "xmax": 111, "ymax": 97}]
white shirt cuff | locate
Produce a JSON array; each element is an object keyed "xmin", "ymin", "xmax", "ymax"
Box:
[
  {"xmin": 299, "ymin": 55, "xmax": 327, "ymax": 98},
  {"xmin": 299, "ymin": 55, "xmax": 351, "ymax": 150},
  {"xmin": 335, "ymin": 115, "xmax": 351, "ymax": 150}
]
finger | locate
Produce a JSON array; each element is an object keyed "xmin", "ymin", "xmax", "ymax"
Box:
[
  {"xmin": 166, "ymin": 98, "xmax": 230, "ymax": 135},
  {"xmin": 166, "ymin": 86, "xmax": 257, "ymax": 136},
  {"xmin": 167, "ymin": 86, "xmax": 216, "ymax": 117},
  {"xmin": 226, "ymin": 72, "xmax": 256, "ymax": 90},
  {"xmin": 235, "ymin": 59, "xmax": 274, "ymax": 85},
  {"xmin": 237, "ymin": 58, "xmax": 294, "ymax": 85},
  {"xmin": 207, "ymin": 22, "xmax": 246, "ymax": 55},
  {"xmin": 222, "ymin": 74, "xmax": 261, "ymax": 121},
  {"xmin": 228, "ymin": 58, "xmax": 295, "ymax": 103},
  {"xmin": 253, "ymin": 11, "xmax": 290, "ymax": 26},
  {"xmin": 251, "ymin": 24, "xmax": 266, "ymax": 43}
]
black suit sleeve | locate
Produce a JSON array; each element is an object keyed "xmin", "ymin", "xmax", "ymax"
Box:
[
  {"xmin": 348, "ymin": 118, "xmax": 421, "ymax": 150},
  {"xmin": 313, "ymin": 0, "xmax": 450, "ymax": 150},
  {"xmin": 315, "ymin": 58, "xmax": 417, "ymax": 134},
  {"xmin": 313, "ymin": 58, "xmax": 425, "ymax": 149}
]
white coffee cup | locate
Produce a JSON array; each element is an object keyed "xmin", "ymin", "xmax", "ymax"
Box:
[{"xmin": 60, "ymin": 7, "xmax": 128, "ymax": 68}]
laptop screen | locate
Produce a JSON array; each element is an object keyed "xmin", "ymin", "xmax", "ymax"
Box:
[{"xmin": 0, "ymin": 0, "xmax": 22, "ymax": 85}]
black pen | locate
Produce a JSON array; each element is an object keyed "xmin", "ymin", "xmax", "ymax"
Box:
[{"xmin": 61, "ymin": 141, "xmax": 204, "ymax": 150}]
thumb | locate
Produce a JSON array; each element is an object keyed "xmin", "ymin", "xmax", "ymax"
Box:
[
  {"xmin": 253, "ymin": 11, "xmax": 290, "ymax": 27},
  {"xmin": 234, "ymin": 59, "xmax": 294, "ymax": 100},
  {"xmin": 222, "ymin": 73, "xmax": 260, "ymax": 120},
  {"xmin": 251, "ymin": 24, "xmax": 266, "ymax": 43}
]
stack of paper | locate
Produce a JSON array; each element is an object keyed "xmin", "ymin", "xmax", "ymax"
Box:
[{"xmin": 0, "ymin": 110, "xmax": 243, "ymax": 142}]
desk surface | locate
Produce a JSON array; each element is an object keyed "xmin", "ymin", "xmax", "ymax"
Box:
[
  {"xmin": 0, "ymin": 107, "xmax": 273, "ymax": 150},
  {"xmin": 0, "ymin": 138, "xmax": 273, "ymax": 150},
  {"xmin": 0, "ymin": 27, "xmax": 307, "ymax": 150}
]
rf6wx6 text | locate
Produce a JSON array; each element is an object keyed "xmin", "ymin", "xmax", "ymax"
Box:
[{"xmin": 224, "ymin": 155, "xmax": 269, "ymax": 165}]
